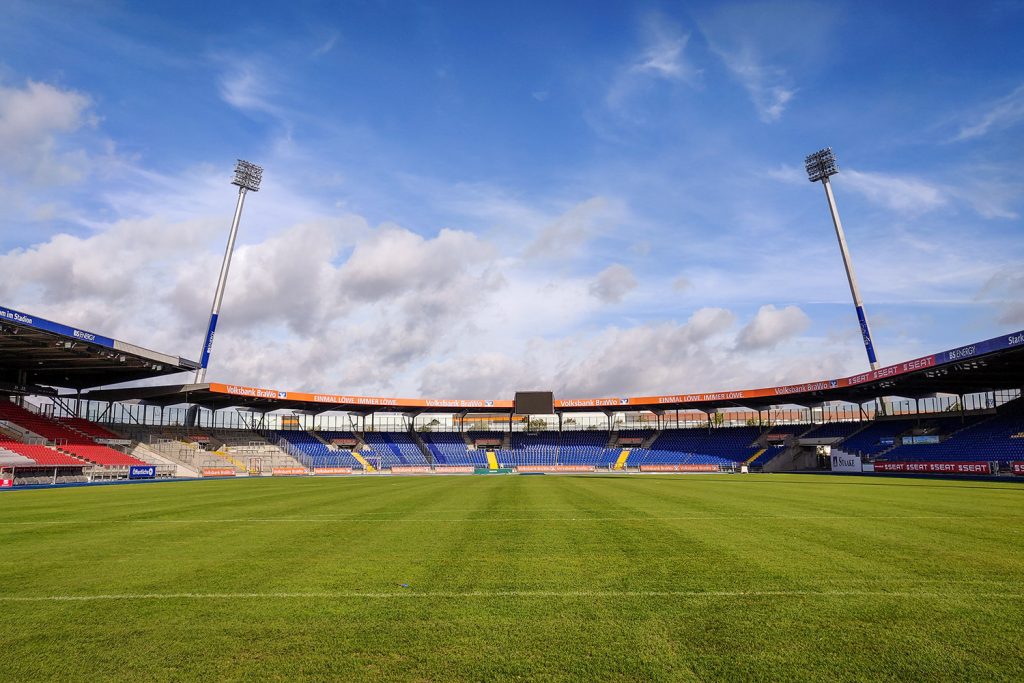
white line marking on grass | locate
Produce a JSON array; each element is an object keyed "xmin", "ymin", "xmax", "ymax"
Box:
[{"xmin": 0, "ymin": 589, "xmax": 1019, "ymax": 603}]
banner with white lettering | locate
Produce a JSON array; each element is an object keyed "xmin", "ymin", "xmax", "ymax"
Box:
[
  {"xmin": 312, "ymin": 467, "xmax": 353, "ymax": 475},
  {"xmin": 128, "ymin": 465, "xmax": 156, "ymax": 480},
  {"xmin": 874, "ymin": 461, "xmax": 990, "ymax": 474},
  {"xmin": 201, "ymin": 467, "xmax": 236, "ymax": 477},
  {"xmin": 640, "ymin": 464, "xmax": 719, "ymax": 472}
]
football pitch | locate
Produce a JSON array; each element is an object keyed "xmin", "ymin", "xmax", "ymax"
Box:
[{"xmin": 1, "ymin": 474, "xmax": 1022, "ymax": 681}]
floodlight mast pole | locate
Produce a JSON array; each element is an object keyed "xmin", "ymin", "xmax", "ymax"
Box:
[
  {"xmin": 194, "ymin": 160, "xmax": 262, "ymax": 384},
  {"xmin": 805, "ymin": 148, "xmax": 879, "ymax": 371}
]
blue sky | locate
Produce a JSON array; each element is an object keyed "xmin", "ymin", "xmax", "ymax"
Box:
[{"xmin": 1, "ymin": 0, "xmax": 1023, "ymax": 398}]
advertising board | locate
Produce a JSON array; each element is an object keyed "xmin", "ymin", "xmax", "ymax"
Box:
[
  {"xmin": 1011, "ymin": 462, "xmax": 1024, "ymax": 475},
  {"xmin": 272, "ymin": 467, "xmax": 307, "ymax": 476},
  {"xmin": 640, "ymin": 464, "xmax": 719, "ymax": 472},
  {"xmin": 0, "ymin": 479, "xmax": 13, "ymax": 488},
  {"xmin": 0, "ymin": 305, "xmax": 116, "ymax": 349},
  {"xmin": 902, "ymin": 435, "xmax": 941, "ymax": 445},
  {"xmin": 313, "ymin": 467, "xmax": 353, "ymax": 475},
  {"xmin": 830, "ymin": 453, "xmax": 862, "ymax": 472},
  {"xmin": 515, "ymin": 465, "xmax": 595, "ymax": 473},
  {"xmin": 201, "ymin": 467, "xmax": 236, "ymax": 477},
  {"xmin": 128, "ymin": 465, "xmax": 156, "ymax": 480},
  {"xmin": 873, "ymin": 461, "xmax": 990, "ymax": 474}
]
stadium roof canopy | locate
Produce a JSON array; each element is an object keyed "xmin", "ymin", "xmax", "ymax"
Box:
[
  {"xmin": 77, "ymin": 328, "xmax": 1024, "ymax": 415},
  {"xmin": 0, "ymin": 305, "xmax": 199, "ymax": 392}
]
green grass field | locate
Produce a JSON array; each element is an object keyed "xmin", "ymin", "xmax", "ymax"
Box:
[{"xmin": 1, "ymin": 473, "xmax": 1022, "ymax": 681}]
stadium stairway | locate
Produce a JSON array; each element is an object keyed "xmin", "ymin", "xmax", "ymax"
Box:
[
  {"xmin": 486, "ymin": 451, "xmax": 499, "ymax": 470},
  {"xmin": 613, "ymin": 450, "xmax": 630, "ymax": 470},
  {"xmin": 213, "ymin": 449, "xmax": 248, "ymax": 472},
  {"xmin": 129, "ymin": 435, "xmax": 212, "ymax": 472},
  {"xmin": 409, "ymin": 431, "xmax": 434, "ymax": 465},
  {"xmin": 128, "ymin": 442, "xmax": 199, "ymax": 477},
  {"xmin": 351, "ymin": 451, "xmax": 376, "ymax": 472},
  {"xmin": 745, "ymin": 448, "xmax": 768, "ymax": 466}
]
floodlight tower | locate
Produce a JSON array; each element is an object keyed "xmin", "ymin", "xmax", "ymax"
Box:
[
  {"xmin": 194, "ymin": 159, "xmax": 263, "ymax": 383},
  {"xmin": 805, "ymin": 147, "xmax": 878, "ymax": 370}
]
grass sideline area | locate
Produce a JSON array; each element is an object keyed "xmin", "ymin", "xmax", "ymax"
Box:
[{"xmin": 1, "ymin": 474, "xmax": 1022, "ymax": 681}]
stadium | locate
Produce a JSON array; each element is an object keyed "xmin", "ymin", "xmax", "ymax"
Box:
[{"xmin": 3, "ymin": 3, "xmax": 1024, "ymax": 682}]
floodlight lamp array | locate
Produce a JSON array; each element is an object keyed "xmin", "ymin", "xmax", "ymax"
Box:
[
  {"xmin": 232, "ymin": 159, "xmax": 263, "ymax": 192},
  {"xmin": 804, "ymin": 147, "xmax": 838, "ymax": 182}
]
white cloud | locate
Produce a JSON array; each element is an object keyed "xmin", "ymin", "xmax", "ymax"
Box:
[
  {"xmin": 711, "ymin": 46, "xmax": 794, "ymax": 122},
  {"xmin": 0, "ymin": 79, "xmax": 95, "ymax": 184},
  {"xmin": 672, "ymin": 275, "xmax": 693, "ymax": 292},
  {"xmin": 415, "ymin": 302, "xmax": 867, "ymax": 400},
  {"xmin": 736, "ymin": 304, "xmax": 811, "ymax": 350},
  {"xmin": 606, "ymin": 16, "xmax": 701, "ymax": 111},
  {"xmin": 696, "ymin": 1, "xmax": 839, "ymax": 123},
  {"xmin": 634, "ymin": 29, "xmax": 696, "ymax": 81},
  {"xmin": 312, "ymin": 31, "xmax": 339, "ymax": 58},
  {"xmin": 764, "ymin": 164, "xmax": 804, "ymax": 185},
  {"xmin": 955, "ymin": 84, "xmax": 1024, "ymax": 141},
  {"xmin": 588, "ymin": 264, "xmax": 637, "ymax": 304},
  {"xmin": 947, "ymin": 173, "xmax": 1021, "ymax": 220},
  {"xmin": 418, "ymin": 352, "xmax": 533, "ymax": 399},
  {"xmin": 841, "ymin": 169, "xmax": 948, "ymax": 215},
  {"xmin": 977, "ymin": 267, "xmax": 1024, "ymax": 327},
  {"xmin": 219, "ymin": 65, "xmax": 276, "ymax": 115},
  {"xmin": 523, "ymin": 196, "xmax": 619, "ymax": 260},
  {"xmin": 417, "ymin": 307, "xmax": 740, "ymax": 398},
  {"xmin": 337, "ymin": 225, "xmax": 493, "ymax": 302}
]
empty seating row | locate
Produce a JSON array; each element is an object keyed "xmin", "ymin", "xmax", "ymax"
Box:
[
  {"xmin": 419, "ymin": 432, "xmax": 486, "ymax": 466},
  {"xmin": 882, "ymin": 413, "xmax": 1024, "ymax": 465},
  {"xmin": 273, "ymin": 431, "xmax": 364, "ymax": 469},
  {"xmin": 362, "ymin": 432, "xmax": 428, "ymax": 466},
  {"xmin": 0, "ymin": 440, "xmax": 88, "ymax": 467},
  {"xmin": 0, "ymin": 402, "xmax": 145, "ymax": 465},
  {"xmin": 56, "ymin": 417, "xmax": 121, "ymax": 440}
]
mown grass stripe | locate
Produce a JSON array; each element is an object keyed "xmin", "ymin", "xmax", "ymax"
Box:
[
  {"xmin": 1, "ymin": 588, "xmax": 1020, "ymax": 602},
  {"xmin": 2, "ymin": 514, "xmax": 1022, "ymax": 525}
]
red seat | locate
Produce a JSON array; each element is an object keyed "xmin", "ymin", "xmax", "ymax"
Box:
[{"xmin": 0, "ymin": 440, "xmax": 87, "ymax": 467}]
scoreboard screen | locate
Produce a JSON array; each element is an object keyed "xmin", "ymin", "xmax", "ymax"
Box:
[{"xmin": 514, "ymin": 391, "xmax": 554, "ymax": 415}]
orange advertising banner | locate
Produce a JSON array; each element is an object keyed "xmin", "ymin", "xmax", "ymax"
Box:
[
  {"xmin": 640, "ymin": 464, "xmax": 720, "ymax": 472},
  {"xmin": 312, "ymin": 467, "xmax": 353, "ymax": 475},
  {"xmin": 272, "ymin": 467, "xmax": 308, "ymax": 476},
  {"xmin": 208, "ymin": 383, "xmax": 513, "ymax": 410},
  {"xmin": 390, "ymin": 466, "xmax": 433, "ymax": 474},
  {"xmin": 201, "ymin": 467, "xmax": 236, "ymax": 477},
  {"xmin": 433, "ymin": 466, "xmax": 475, "ymax": 474},
  {"xmin": 516, "ymin": 465, "xmax": 596, "ymax": 473}
]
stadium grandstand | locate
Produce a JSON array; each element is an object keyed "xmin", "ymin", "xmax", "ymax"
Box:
[{"xmin": 3, "ymin": 303, "xmax": 1024, "ymax": 485}]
